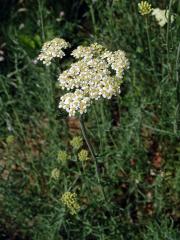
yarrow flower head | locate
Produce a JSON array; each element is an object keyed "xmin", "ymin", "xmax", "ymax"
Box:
[
  {"xmin": 71, "ymin": 43, "xmax": 105, "ymax": 60},
  {"xmin": 59, "ymin": 90, "xmax": 91, "ymax": 117},
  {"xmin": 57, "ymin": 150, "xmax": 70, "ymax": 164},
  {"xmin": 78, "ymin": 149, "xmax": 89, "ymax": 161},
  {"xmin": 70, "ymin": 136, "xmax": 83, "ymax": 150},
  {"xmin": 51, "ymin": 168, "xmax": 60, "ymax": 180},
  {"xmin": 37, "ymin": 38, "xmax": 70, "ymax": 66},
  {"xmin": 61, "ymin": 192, "xmax": 80, "ymax": 215},
  {"xmin": 152, "ymin": 8, "xmax": 174, "ymax": 27},
  {"xmin": 58, "ymin": 43, "xmax": 129, "ymax": 116},
  {"xmin": 138, "ymin": 1, "xmax": 152, "ymax": 16},
  {"xmin": 37, "ymin": 39, "xmax": 129, "ymax": 116}
]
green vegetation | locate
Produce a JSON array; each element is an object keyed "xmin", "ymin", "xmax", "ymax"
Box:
[{"xmin": 0, "ymin": 0, "xmax": 180, "ymax": 239}]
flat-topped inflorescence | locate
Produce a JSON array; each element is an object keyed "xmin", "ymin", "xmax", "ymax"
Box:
[
  {"xmin": 61, "ymin": 192, "xmax": 80, "ymax": 215},
  {"xmin": 37, "ymin": 40, "xmax": 129, "ymax": 116},
  {"xmin": 58, "ymin": 43, "xmax": 129, "ymax": 116},
  {"xmin": 37, "ymin": 38, "xmax": 70, "ymax": 66},
  {"xmin": 59, "ymin": 90, "xmax": 91, "ymax": 117},
  {"xmin": 71, "ymin": 43, "xmax": 105, "ymax": 60}
]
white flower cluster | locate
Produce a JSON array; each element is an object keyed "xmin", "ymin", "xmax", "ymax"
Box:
[
  {"xmin": 71, "ymin": 43, "xmax": 104, "ymax": 60},
  {"xmin": 59, "ymin": 90, "xmax": 91, "ymax": 116},
  {"xmin": 37, "ymin": 39, "xmax": 129, "ymax": 116},
  {"xmin": 101, "ymin": 50, "xmax": 129, "ymax": 78},
  {"xmin": 58, "ymin": 43, "xmax": 129, "ymax": 116},
  {"xmin": 152, "ymin": 8, "xmax": 174, "ymax": 27},
  {"xmin": 37, "ymin": 38, "xmax": 70, "ymax": 66}
]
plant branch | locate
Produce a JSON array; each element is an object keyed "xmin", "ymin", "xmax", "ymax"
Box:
[{"xmin": 79, "ymin": 116, "xmax": 106, "ymax": 200}]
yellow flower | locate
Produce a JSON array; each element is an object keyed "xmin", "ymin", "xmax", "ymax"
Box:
[
  {"xmin": 51, "ymin": 168, "xmax": 60, "ymax": 180},
  {"xmin": 78, "ymin": 149, "xmax": 89, "ymax": 161},
  {"xmin": 70, "ymin": 136, "xmax": 83, "ymax": 150},
  {"xmin": 61, "ymin": 192, "xmax": 80, "ymax": 215},
  {"xmin": 57, "ymin": 150, "xmax": 69, "ymax": 163},
  {"xmin": 138, "ymin": 1, "xmax": 152, "ymax": 16}
]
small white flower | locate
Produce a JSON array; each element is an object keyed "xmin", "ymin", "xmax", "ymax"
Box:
[
  {"xmin": 152, "ymin": 8, "xmax": 174, "ymax": 27},
  {"xmin": 71, "ymin": 43, "xmax": 104, "ymax": 60},
  {"xmin": 37, "ymin": 38, "xmax": 70, "ymax": 66},
  {"xmin": 59, "ymin": 90, "xmax": 91, "ymax": 117}
]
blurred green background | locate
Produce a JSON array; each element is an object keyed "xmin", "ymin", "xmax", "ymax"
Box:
[{"xmin": 0, "ymin": 0, "xmax": 180, "ymax": 239}]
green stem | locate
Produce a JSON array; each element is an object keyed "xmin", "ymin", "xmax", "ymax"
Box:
[
  {"xmin": 175, "ymin": 42, "xmax": 180, "ymax": 133},
  {"xmin": 79, "ymin": 117, "xmax": 98, "ymax": 173},
  {"xmin": 145, "ymin": 17, "xmax": 157, "ymax": 81},
  {"xmin": 79, "ymin": 116, "xmax": 106, "ymax": 200},
  {"xmin": 166, "ymin": 0, "xmax": 173, "ymax": 63},
  {"xmin": 90, "ymin": 4, "xmax": 97, "ymax": 38},
  {"xmin": 37, "ymin": 0, "xmax": 45, "ymax": 41}
]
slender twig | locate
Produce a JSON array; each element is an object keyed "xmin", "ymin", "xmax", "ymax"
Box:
[
  {"xmin": 89, "ymin": 4, "xmax": 97, "ymax": 37},
  {"xmin": 79, "ymin": 116, "xmax": 106, "ymax": 200},
  {"xmin": 37, "ymin": 0, "xmax": 45, "ymax": 41},
  {"xmin": 145, "ymin": 17, "xmax": 158, "ymax": 82},
  {"xmin": 166, "ymin": 0, "xmax": 173, "ymax": 64},
  {"xmin": 79, "ymin": 117, "xmax": 99, "ymax": 176},
  {"xmin": 175, "ymin": 42, "xmax": 180, "ymax": 133}
]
